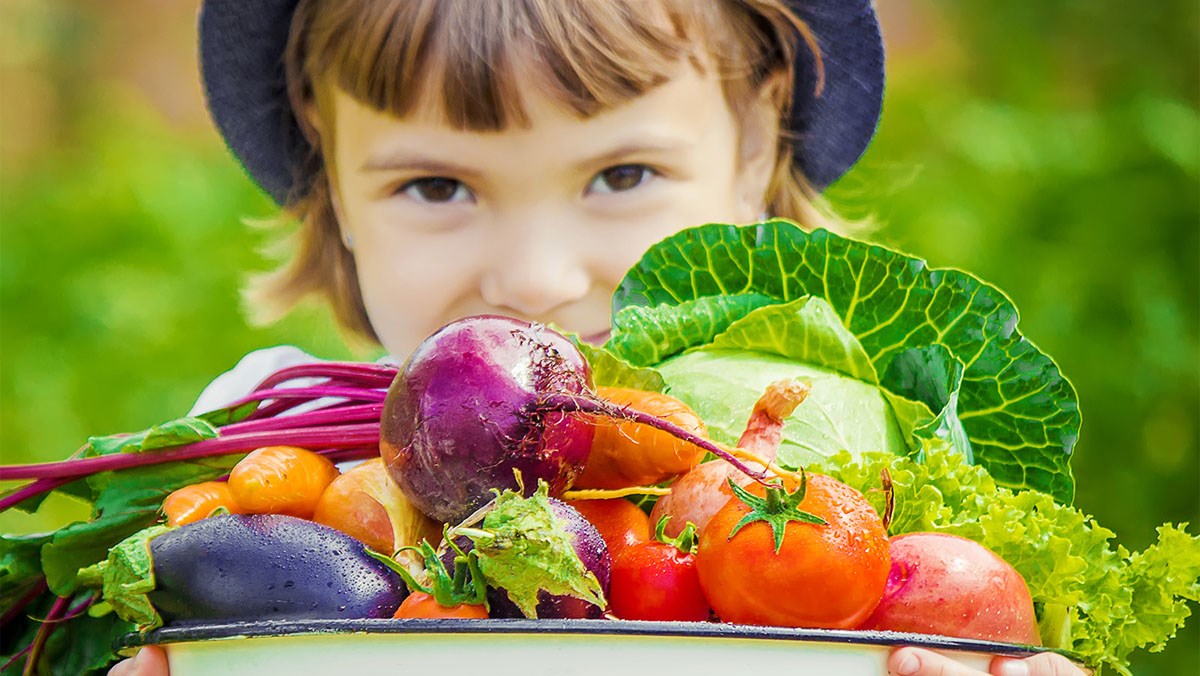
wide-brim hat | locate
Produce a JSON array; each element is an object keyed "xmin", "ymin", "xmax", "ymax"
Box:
[{"xmin": 199, "ymin": 0, "xmax": 884, "ymax": 205}]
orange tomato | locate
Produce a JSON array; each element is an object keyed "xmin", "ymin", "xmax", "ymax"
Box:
[
  {"xmin": 565, "ymin": 498, "xmax": 651, "ymax": 558},
  {"xmin": 696, "ymin": 473, "xmax": 889, "ymax": 629},
  {"xmin": 161, "ymin": 481, "xmax": 241, "ymax": 526},
  {"xmin": 393, "ymin": 592, "xmax": 489, "ymax": 619},
  {"xmin": 227, "ymin": 446, "xmax": 339, "ymax": 519},
  {"xmin": 575, "ymin": 387, "xmax": 707, "ymax": 489}
]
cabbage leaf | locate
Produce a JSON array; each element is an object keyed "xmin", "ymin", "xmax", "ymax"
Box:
[{"xmin": 606, "ymin": 221, "xmax": 1080, "ymax": 502}]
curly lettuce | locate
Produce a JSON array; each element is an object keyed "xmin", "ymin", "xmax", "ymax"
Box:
[{"xmin": 811, "ymin": 446, "xmax": 1200, "ymax": 675}]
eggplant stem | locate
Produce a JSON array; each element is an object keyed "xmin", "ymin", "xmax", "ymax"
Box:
[
  {"xmin": 449, "ymin": 527, "xmax": 495, "ymax": 542},
  {"xmin": 540, "ymin": 393, "xmax": 772, "ymax": 486}
]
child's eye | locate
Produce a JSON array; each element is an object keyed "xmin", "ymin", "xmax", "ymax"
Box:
[
  {"xmin": 398, "ymin": 177, "xmax": 473, "ymax": 204},
  {"xmin": 588, "ymin": 164, "xmax": 656, "ymax": 195}
]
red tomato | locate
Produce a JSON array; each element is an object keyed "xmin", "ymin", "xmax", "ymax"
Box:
[
  {"xmin": 393, "ymin": 592, "xmax": 489, "ymax": 619},
  {"xmin": 609, "ymin": 540, "xmax": 710, "ymax": 622},
  {"xmin": 565, "ymin": 498, "xmax": 651, "ymax": 558},
  {"xmin": 696, "ymin": 473, "xmax": 889, "ymax": 629}
]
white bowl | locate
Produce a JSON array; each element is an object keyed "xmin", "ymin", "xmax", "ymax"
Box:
[{"xmin": 125, "ymin": 619, "xmax": 1061, "ymax": 676}]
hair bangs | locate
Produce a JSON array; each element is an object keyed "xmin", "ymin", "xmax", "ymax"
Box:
[{"xmin": 294, "ymin": 0, "xmax": 750, "ymax": 131}]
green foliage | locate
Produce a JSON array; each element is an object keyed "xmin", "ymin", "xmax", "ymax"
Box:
[
  {"xmin": 812, "ymin": 447, "xmax": 1200, "ymax": 675},
  {"xmin": 0, "ymin": 0, "xmax": 1195, "ymax": 672},
  {"xmin": 608, "ymin": 222, "xmax": 1080, "ymax": 501},
  {"xmin": 572, "ymin": 340, "xmax": 667, "ymax": 393}
]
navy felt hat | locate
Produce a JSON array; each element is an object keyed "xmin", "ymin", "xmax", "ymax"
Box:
[{"xmin": 199, "ymin": 0, "xmax": 884, "ymax": 205}]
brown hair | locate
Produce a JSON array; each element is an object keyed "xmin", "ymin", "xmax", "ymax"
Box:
[{"xmin": 249, "ymin": 0, "xmax": 836, "ymax": 344}]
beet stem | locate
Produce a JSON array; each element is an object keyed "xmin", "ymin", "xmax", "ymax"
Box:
[
  {"xmin": 0, "ymin": 424, "xmax": 381, "ymax": 482},
  {"xmin": 0, "ymin": 578, "xmax": 47, "ymax": 630},
  {"xmin": 220, "ymin": 403, "xmax": 384, "ymax": 435},
  {"xmin": 251, "ymin": 362, "xmax": 397, "ymax": 392},
  {"xmin": 219, "ymin": 386, "xmax": 386, "ymax": 413},
  {"xmin": 0, "ymin": 478, "xmax": 74, "ymax": 513},
  {"xmin": 21, "ymin": 594, "xmax": 70, "ymax": 676},
  {"xmin": 539, "ymin": 393, "xmax": 772, "ymax": 485},
  {"xmin": 0, "ymin": 645, "xmax": 30, "ymax": 674}
]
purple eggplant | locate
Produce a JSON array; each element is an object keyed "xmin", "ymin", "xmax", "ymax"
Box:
[
  {"xmin": 447, "ymin": 497, "xmax": 611, "ymax": 619},
  {"xmin": 149, "ymin": 513, "xmax": 404, "ymax": 623}
]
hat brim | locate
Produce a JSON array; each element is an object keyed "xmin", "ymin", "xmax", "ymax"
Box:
[{"xmin": 199, "ymin": 0, "xmax": 884, "ymax": 205}]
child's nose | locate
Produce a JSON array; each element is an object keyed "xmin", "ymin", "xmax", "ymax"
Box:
[{"xmin": 479, "ymin": 218, "xmax": 591, "ymax": 317}]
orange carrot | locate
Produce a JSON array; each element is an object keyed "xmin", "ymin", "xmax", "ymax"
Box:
[
  {"xmin": 162, "ymin": 481, "xmax": 241, "ymax": 527},
  {"xmin": 574, "ymin": 387, "xmax": 707, "ymax": 489}
]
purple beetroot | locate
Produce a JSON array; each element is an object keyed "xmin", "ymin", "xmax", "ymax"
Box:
[{"xmin": 380, "ymin": 316, "xmax": 596, "ymax": 523}]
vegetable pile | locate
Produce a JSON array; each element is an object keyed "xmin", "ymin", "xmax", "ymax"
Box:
[{"xmin": 2, "ymin": 221, "xmax": 1197, "ymax": 676}]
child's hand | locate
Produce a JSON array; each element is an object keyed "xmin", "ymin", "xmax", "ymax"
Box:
[
  {"xmin": 107, "ymin": 647, "xmax": 169, "ymax": 676},
  {"xmin": 107, "ymin": 641, "xmax": 1089, "ymax": 676},
  {"xmin": 889, "ymin": 647, "xmax": 1089, "ymax": 676}
]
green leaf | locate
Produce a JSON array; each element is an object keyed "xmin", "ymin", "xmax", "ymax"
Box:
[
  {"xmin": 881, "ymin": 345, "xmax": 973, "ymax": 461},
  {"xmin": 461, "ymin": 482, "xmax": 605, "ymax": 619},
  {"xmin": 85, "ymin": 416, "xmax": 219, "ymax": 456},
  {"xmin": 708, "ymin": 297, "xmax": 879, "ymax": 383},
  {"xmin": 0, "ymin": 533, "xmax": 51, "ymax": 609},
  {"xmin": 607, "ymin": 293, "xmax": 772, "ymax": 366},
  {"xmin": 610, "ymin": 221, "xmax": 1080, "ymax": 502},
  {"xmin": 810, "ymin": 447, "xmax": 1200, "ymax": 675},
  {"xmin": 573, "ymin": 341, "xmax": 665, "ymax": 392},
  {"xmin": 195, "ymin": 400, "xmax": 260, "ymax": 427},
  {"xmin": 657, "ymin": 349, "xmax": 912, "ymax": 466},
  {"xmin": 1112, "ymin": 524, "xmax": 1200, "ymax": 657},
  {"xmin": 41, "ymin": 455, "xmax": 241, "ymax": 596},
  {"xmin": 46, "ymin": 612, "xmax": 136, "ymax": 675},
  {"xmin": 76, "ymin": 524, "xmax": 171, "ymax": 630}
]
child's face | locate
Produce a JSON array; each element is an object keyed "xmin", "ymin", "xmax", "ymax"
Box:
[{"xmin": 320, "ymin": 64, "xmax": 773, "ymax": 358}]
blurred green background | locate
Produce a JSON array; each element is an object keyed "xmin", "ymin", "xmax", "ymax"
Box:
[{"xmin": 1, "ymin": 1, "xmax": 1196, "ymax": 672}]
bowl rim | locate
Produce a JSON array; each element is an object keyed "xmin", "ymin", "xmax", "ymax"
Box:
[{"xmin": 122, "ymin": 618, "xmax": 1057, "ymax": 659}]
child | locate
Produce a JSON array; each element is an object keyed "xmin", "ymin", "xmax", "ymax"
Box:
[{"xmin": 112, "ymin": 1, "xmax": 1083, "ymax": 675}]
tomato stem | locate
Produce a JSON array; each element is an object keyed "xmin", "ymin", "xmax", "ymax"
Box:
[
  {"xmin": 766, "ymin": 485, "xmax": 785, "ymax": 512},
  {"xmin": 726, "ymin": 472, "xmax": 827, "ymax": 553},
  {"xmin": 655, "ymin": 516, "xmax": 698, "ymax": 555}
]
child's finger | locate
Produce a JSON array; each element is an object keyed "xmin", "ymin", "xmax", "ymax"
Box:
[
  {"xmin": 108, "ymin": 647, "xmax": 170, "ymax": 676},
  {"xmin": 888, "ymin": 647, "xmax": 988, "ymax": 676},
  {"xmin": 990, "ymin": 653, "xmax": 1091, "ymax": 676}
]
